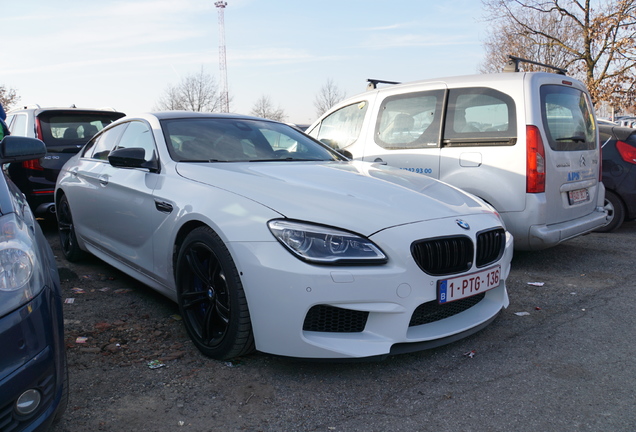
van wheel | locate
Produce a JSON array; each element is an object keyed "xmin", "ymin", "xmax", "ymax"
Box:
[{"xmin": 596, "ymin": 190, "xmax": 625, "ymax": 233}]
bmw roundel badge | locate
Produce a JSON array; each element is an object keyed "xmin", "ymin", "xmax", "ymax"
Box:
[{"xmin": 456, "ymin": 219, "xmax": 470, "ymax": 230}]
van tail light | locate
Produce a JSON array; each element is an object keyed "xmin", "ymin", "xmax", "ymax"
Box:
[
  {"xmin": 616, "ymin": 140, "xmax": 636, "ymax": 165},
  {"xmin": 526, "ymin": 125, "xmax": 546, "ymax": 193},
  {"xmin": 22, "ymin": 159, "xmax": 44, "ymax": 171}
]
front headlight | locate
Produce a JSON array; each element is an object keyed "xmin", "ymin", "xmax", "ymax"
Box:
[
  {"xmin": 0, "ymin": 245, "xmax": 33, "ymax": 290},
  {"xmin": 268, "ymin": 219, "xmax": 387, "ymax": 265},
  {"xmin": 0, "ymin": 213, "xmax": 44, "ymax": 316}
]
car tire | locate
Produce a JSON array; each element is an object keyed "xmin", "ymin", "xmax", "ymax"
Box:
[
  {"xmin": 56, "ymin": 194, "xmax": 85, "ymax": 262},
  {"xmin": 596, "ymin": 190, "xmax": 625, "ymax": 233},
  {"xmin": 175, "ymin": 226, "xmax": 255, "ymax": 360}
]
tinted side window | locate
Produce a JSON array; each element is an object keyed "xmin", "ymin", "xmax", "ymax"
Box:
[
  {"xmin": 310, "ymin": 102, "xmax": 368, "ymax": 151},
  {"xmin": 115, "ymin": 121, "xmax": 156, "ymax": 160},
  {"xmin": 540, "ymin": 85, "xmax": 596, "ymax": 151},
  {"xmin": 444, "ymin": 88, "xmax": 517, "ymax": 146},
  {"xmin": 83, "ymin": 123, "xmax": 128, "ymax": 160},
  {"xmin": 375, "ymin": 90, "xmax": 444, "ymax": 149}
]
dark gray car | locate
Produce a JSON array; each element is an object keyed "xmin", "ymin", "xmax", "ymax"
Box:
[{"xmin": 4, "ymin": 106, "xmax": 125, "ymax": 218}]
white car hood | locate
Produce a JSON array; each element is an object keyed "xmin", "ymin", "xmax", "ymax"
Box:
[{"xmin": 175, "ymin": 161, "xmax": 493, "ymax": 234}]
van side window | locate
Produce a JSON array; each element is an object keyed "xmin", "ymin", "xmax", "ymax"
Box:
[
  {"xmin": 375, "ymin": 90, "xmax": 444, "ymax": 149},
  {"xmin": 310, "ymin": 101, "xmax": 368, "ymax": 151},
  {"xmin": 444, "ymin": 88, "xmax": 516, "ymax": 146},
  {"xmin": 540, "ymin": 85, "xmax": 596, "ymax": 151}
]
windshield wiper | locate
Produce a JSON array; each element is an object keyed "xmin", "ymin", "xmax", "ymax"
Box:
[{"xmin": 556, "ymin": 135, "xmax": 586, "ymax": 143}]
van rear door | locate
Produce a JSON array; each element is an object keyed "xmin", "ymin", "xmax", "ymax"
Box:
[{"xmin": 538, "ymin": 83, "xmax": 601, "ymax": 226}]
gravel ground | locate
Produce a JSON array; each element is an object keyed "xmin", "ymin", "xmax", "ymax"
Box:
[{"xmin": 47, "ymin": 220, "xmax": 636, "ymax": 432}]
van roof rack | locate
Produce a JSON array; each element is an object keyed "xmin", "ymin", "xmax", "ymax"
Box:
[
  {"xmin": 367, "ymin": 79, "xmax": 401, "ymax": 90},
  {"xmin": 504, "ymin": 55, "xmax": 567, "ymax": 75}
]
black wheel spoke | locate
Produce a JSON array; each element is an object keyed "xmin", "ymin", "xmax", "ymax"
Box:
[
  {"xmin": 180, "ymin": 290, "xmax": 209, "ymax": 310},
  {"xmin": 185, "ymin": 246, "xmax": 214, "ymax": 286},
  {"xmin": 215, "ymin": 301, "xmax": 230, "ymax": 325}
]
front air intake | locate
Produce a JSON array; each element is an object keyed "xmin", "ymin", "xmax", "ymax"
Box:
[{"xmin": 411, "ymin": 236, "xmax": 473, "ymax": 276}]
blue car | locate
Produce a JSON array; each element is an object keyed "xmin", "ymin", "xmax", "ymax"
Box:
[{"xmin": 0, "ymin": 121, "xmax": 67, "ymax": 431}]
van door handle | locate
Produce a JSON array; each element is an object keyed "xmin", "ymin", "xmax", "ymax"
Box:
[
  {"xmin": 98, "ymin": 174, "xmax": 109, "ymax": 186},
  {"xmin": 374, "ymin": 158, "xmax": 387, "ymax": 165}
]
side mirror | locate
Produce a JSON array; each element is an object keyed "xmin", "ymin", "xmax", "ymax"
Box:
[
  {"xmin": 338, "ymin": 149, "xmax": 353, "ymax": 159},
  {"xmin": 0, "ymin": 136, "xmax": 47, "ymax": 163},
  {"xmin": 108, "ymin": 147, "xmax": 159, "ymax": 172}
]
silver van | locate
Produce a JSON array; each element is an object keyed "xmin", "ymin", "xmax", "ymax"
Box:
[{"xmin": 307, "ymin": 60, "xmax": 608, "ymax": 250}]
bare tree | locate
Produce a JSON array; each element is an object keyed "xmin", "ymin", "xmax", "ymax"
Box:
[
  {"xmin": 250, "ymin": 95, "xmax": 286, "ymax": 122},
  {"xmin": 0, "ymin": 85, "xmax": 20, "ymax": 111},
  {"xmin": 314, "ymin": 78, "xmax": 347, "ymax": 117},
  {"xmin": 481, "ymin": 0, "xmax": 636, "ymax": 110},
  {"xmin": 154, "ymin": 68, "xmax": 222, "ymax": 112}
]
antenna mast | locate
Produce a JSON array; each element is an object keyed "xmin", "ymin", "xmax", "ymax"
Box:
[{"xmin": 215, "ymin": 1, "xmax": 229, "ymax": 113}]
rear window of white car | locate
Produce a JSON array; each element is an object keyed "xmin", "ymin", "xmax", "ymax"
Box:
[
  {"xmin": 540, "ymin": 85, "xmax": 596, "ymax": 151},
  {"xmin": 443, "ymin": 88, "xmax": 517, "ymax": 146},
  {"xmin": 373, "ymin": 87, "xmax": 517, "ymax": 150},
  {"xmin": 374, "ymin": 90, "xmax": 444, "ymax": 149}
]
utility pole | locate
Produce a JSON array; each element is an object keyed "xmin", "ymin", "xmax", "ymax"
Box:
[{"xmin": 215, "ymin": 1, "xmax": 229, "ymax": 113}]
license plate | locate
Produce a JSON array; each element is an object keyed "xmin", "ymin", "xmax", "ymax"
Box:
[
  {"xmin": 568, "ymin": 188, "xmax": 589, "ymax": 205},
  {"xmin": 438, "ymin": 266, "xmax": 501, "ymax": 304}
]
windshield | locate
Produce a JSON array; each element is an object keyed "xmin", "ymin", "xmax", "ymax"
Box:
[{"xmin": 162, "ymin": 118, "xmax": 346, "ymax": 162}]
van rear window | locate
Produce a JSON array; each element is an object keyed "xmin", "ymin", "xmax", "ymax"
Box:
[
  {"xmin": 443, "ymin": 88, "xmax": 517, "ymax": 146},
  {"xmin": 540, "ymin": 85, "xmax": 596, "ymax": 151}
]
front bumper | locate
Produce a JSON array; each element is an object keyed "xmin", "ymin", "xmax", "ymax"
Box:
[
  {"xmin": 231, "ymin": 217, "xmax": 513, "ymax": 359},
  {"xmin": 0, "ymin": 289, "xmax": 66, "ymax": 432}
]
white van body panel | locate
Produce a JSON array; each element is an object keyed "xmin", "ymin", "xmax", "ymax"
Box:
[{"xmin": 308, "ymin": 72, "xmax": 608, "ymax": 250}]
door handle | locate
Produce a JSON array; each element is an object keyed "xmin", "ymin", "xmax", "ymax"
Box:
[
  {"xmin": 374, "ymin": 158, "xmax": 387, "ymax": 165},
  {"xmin": 98, "ymin": 174, "xmax": 109, "ymax": 186},
  {"xmin": 154, "ymin": 200, "xmax": 173, "ymax": 214}
]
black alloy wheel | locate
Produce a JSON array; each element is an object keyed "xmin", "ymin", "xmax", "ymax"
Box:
[
  {"xmin": 56, "ymin": 194, "xmax": 84, "ymax": 262},
  {"xmin": 176, "ymin": 227, "xmax": 254, "ymax": 360}
]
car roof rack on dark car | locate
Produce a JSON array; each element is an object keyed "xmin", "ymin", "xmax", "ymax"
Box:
[
  {"xmin": 504, "ymin": 55, "xmax": 568, "ymax": 75},
  {"xmin": 367, "ymin": 78, "xmax": 401, "ymax": 90}
]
